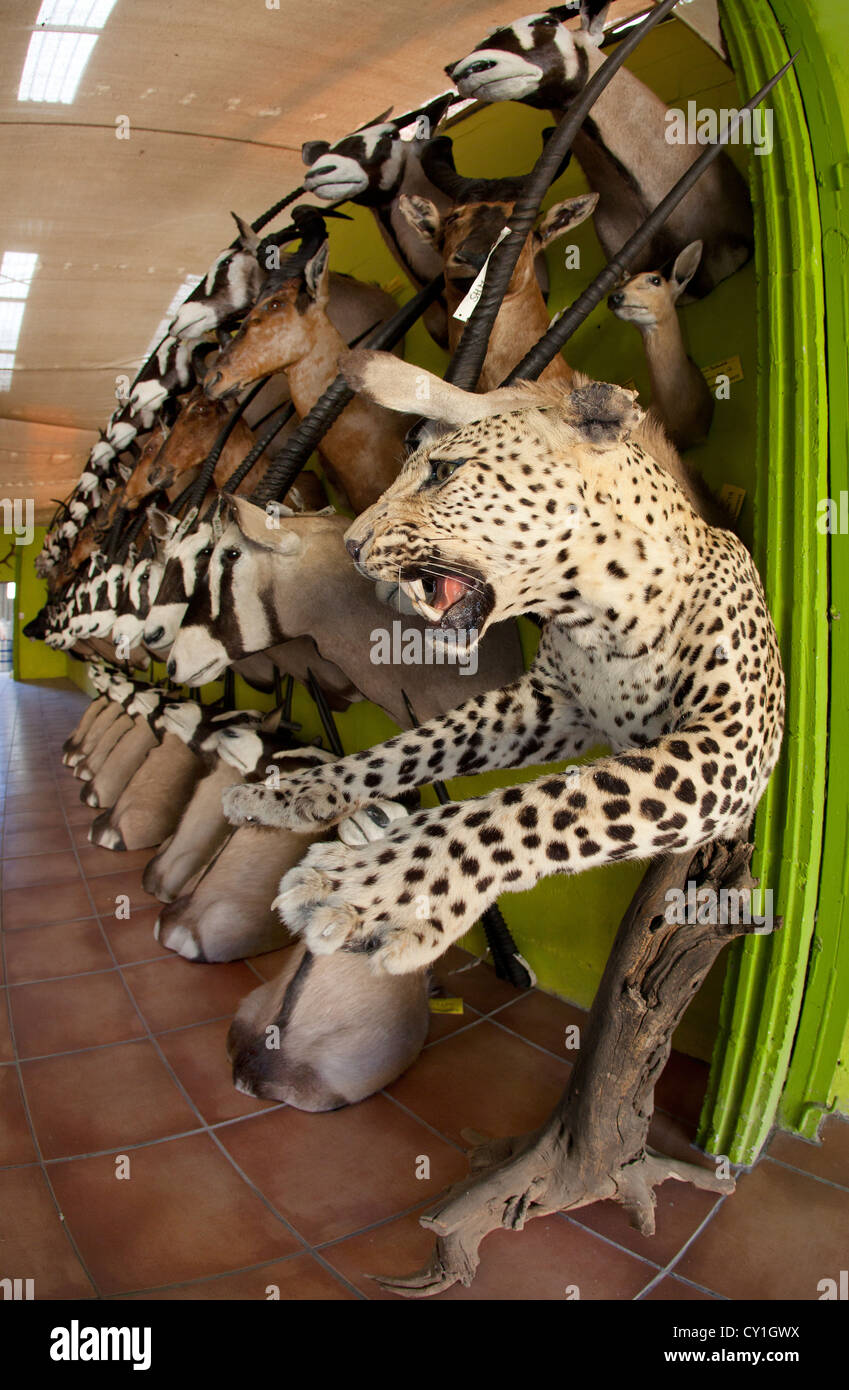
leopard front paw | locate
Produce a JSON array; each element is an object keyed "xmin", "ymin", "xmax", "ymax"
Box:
[
  {"xmin": 222, "ymin": 772, "xmax": 352, "ymax": 831},
  {"xmin": 273, "ymin": 828, "xmax": 483, "ymax": 974}
]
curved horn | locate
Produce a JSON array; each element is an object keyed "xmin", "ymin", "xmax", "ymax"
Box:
[{"xmin": 419, "ymin": 136, "xmax": 468, "ymax": 200}]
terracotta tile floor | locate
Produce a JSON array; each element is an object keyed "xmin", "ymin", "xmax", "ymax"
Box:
[{"xmin": 1, "ymin": 675, "xmax": 848, "ymax": 1301}]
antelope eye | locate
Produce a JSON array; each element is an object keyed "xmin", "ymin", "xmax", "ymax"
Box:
[
  {"xmin": 536, "ymin": 15, "xmax": 557, "ymax": 25},
  {"xmin": 649, "ymin": 275, "xmax": 662, "ymax": 286},
  {"xmin": 266, "ymin": 300, "xmax": 282, "ymax": 312},
  {"xmin": 222, "ymin": 546, "xmax": 241, "ymax": 563}
]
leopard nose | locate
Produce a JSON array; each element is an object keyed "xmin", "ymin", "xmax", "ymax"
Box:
[{"xmin": 346, "ymin": 534, "xmax": 367, "ymax": 562}]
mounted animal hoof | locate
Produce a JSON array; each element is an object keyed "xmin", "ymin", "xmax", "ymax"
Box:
[
  {"xmin": 156, "ymin": 913, "xmax": 206, "ymax": 962},
  {"xmin": 89, "ymin": 812, "xmax": 125, "ymax": 850},
  {"xmin": 77, "ymin": 766, "xmax": 93, "ymax": 782},
  {"xmin": 81, "ymin": 785, "xmax": 99, "ymax": 807}
]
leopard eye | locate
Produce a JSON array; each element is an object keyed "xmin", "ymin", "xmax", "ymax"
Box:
[{"xmin": 430, "ymin": 457, "xmax": 464, "ymax": 483}]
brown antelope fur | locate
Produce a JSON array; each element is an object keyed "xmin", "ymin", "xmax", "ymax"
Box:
[
  {"xmin": 227, "ymin": 944, "xmax": 429, "ymax": 1110},
  {"xmin": 75, "ymin": 710, "xmax": 135, "ymax": 783},
  {"xmin": 204, "ymin": 245, "xmax": 410, "ymax": 513},
  {"xmin": 142, "ymin": 753, "xmax": 244, "ymax": 902},
  {"xmin": 155, "ymin": 820, "xmax": 327, "ymax": 962},
  {"xmin": 68, "ymin": 692, "xmax": 132, "ymax": 771},
  {"xmin": 81, "ymin": 714, "xmax": 160, "ymax": 810},
  {"xmin": 89, "ymin": 731, "xmax": 204, "ymax": 851},
  {"xmin": 399, "ymin": 165, "xmax": 598, "ymax": 389},
  {"xmin": 608, "ymin": 241, "xmax": 714, "ymax": 452},
  {"xmin": 62, "ymin": 693, "xmax": 109, "ymax": 760}
]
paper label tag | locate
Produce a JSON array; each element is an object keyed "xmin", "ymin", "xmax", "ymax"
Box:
[
  {"xmin": 452, "ymin": 226, "xmax": 512, "ymax": 323},
  {"xmin": 701, "ymin": 354, "xmax": 744, "ymax": 388},
  {"xmin": 428, "ymin": 997, "xmax": 464, "ymax": 1015},
  {"xmin": 718, "ymin": 483, "xmax": 746, "ymax": 519}
]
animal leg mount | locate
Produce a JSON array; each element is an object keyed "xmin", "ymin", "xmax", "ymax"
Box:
[{"xmin": 375, "ymin": 839, "xmax": 770, "ymax": 1297}]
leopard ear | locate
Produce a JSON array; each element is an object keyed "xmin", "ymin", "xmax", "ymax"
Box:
[
  {"xmin": 339, "ymin": 350, "xmax": 535, "ymax": 427},
  {"xmin": 556, "ymin": 381, "xmax": 642, "ymax": 444}
]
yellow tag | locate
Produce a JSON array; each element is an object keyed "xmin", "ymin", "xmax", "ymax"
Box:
[
  {"xmin": 701, "ymin": 354, "xmax": 744, "ymax": 387},
  {"xmin": 718, "ymin": 483, "xmax": 746, "ymax": 520},
  {"xmin": 429, "ymin": 997, "xmax": 464, "ymax": 1015}
]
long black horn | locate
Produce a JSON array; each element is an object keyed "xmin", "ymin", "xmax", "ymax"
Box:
[
  {"xmin": 443, "ymin": 0, "xmax": 680, "ymax": 391},
  {"xmin": 220, "ymin": 402, "xmax": 296, "ymax": 499},
  {"xmin": 419, "ymin": 135, "xmax": 468, "ymax": 200},
  {"xmin": 306, "ymin": 668, "xmax": 344, "ymax": 758},
  {"xmin": 183, "ymin": 375, "xmax": 270, "ymax": 514},
  {"xmin": 251, "ymin": 273, "xmax": 444, "ymax": 506},
  {"xmin": 506, "ymin": 54, "xmax": 797, "ymax": 383}
]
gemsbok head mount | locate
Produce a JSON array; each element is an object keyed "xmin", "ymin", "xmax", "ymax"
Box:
[{"xmin": 445, "ymin": 2, "xmax": 754, "ymax": 296}]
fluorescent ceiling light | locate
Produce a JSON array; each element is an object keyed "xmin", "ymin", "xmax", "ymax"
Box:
[
  {"xmin": 0, "ymin": 303, "xmax": 26, "ymax": 354},
  {"xmin": 18, "ymin": 30, "xmax": 98, "ymax": 103},
  {"xmin": 36, "ymin": 0, "xmax": 119, "ymax": 29},
  {"xmin": 0, "ymin": 251, "xmax": 37, "ymax": 391},
  {"xmin": 0, "ymin": 353, "xmax": 15, "ymax": 392},
  {"xmin": 0, "ymin": 252, "xmax": 39, "ymax": 299}
]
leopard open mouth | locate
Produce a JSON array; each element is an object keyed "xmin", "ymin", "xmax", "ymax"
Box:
[{"xmin": 397, "ymin": 561, "xmax": 494, "ymax": 634}]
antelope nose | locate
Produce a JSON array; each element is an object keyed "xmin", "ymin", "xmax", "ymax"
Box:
[
  {"xmin": 608, "ymin": 292, "xmax": 624, "ymax": 308},
  {"xmin": 166, "ymin": 658, "xmax": 177, "ymax": 678},
  {"xmin": 206, "ymin": 371, "xmax": 223, "ymax": 394},
  {"xmin": 145, "ymin": 626, "xmax": 164, "ymax": 646}
]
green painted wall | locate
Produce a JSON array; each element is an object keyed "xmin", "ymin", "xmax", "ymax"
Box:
[{"xmin": 13, "ymin": 527, "xmax": 68, "ymax": 681}]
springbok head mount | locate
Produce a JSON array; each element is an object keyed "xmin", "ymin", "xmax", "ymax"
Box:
[
  {"xmin": 301, "ymin": 93, "xmax": 453, "ymax": 207},
  {"xmin": 445, "ymin": 3, "xmax": 609, "ymax": 109},
  {"xmin": 608, "ymin": 241, "xmax": 705, "ymax": 327},
  {"xmin": 401, "ymin": 135, "xmax": 598, "ymax": 297},
  {"xmin": 204, "ymin": 210, "xmax": 337, "ymax": 402}
]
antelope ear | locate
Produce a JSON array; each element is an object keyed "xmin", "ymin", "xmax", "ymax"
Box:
[
  {"xmin": 231, "ymin": 211, "xmax": 260, "ymax": 253},
  {"xmin": 577, "ymin": 1, "xmax": 609, "ymax": 41},
  {"xmin": 302, "ymin": 139, "xmax": 330, "ymax": 166},
  {"xmin": 535, "ymin": 192, "xmax": 599, "ymax": 249},
  {"xmin": 669, "ymin": 240, "xmax": 703, "ymax": 302},
  {"xmin": 148, "ymin": 507, "xmax": 178, "ymax": 543},
  {"xmin": 228, "ymin": 495, "xmax": 302, "ymax": 555},
  {"xmin": 397, "ymin": 194, "xmax": 442, "ymax": 245},
  {"xmin": 304, "ymin": 242, "xmax": 330, "ymax": 303}
]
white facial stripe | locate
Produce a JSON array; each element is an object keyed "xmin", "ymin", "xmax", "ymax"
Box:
[
  {"xmin": 359, "ymin": 123, "xmax": 397, "ymax": 158},
  {"xmin": 167, "ymin": 625, "xmax": 230, "ymax": 685},
  {"xmin": 305, "ymin": 155, "xmax": 370, "ymax": 200},
  {"xmin": 160, "ymin": 701, "xmax": 203, "ymax": 742},
  {"xmin": 553, "ymin": 22, "xmax": 580, "ymax": 79},
  {"xmin": 144, "ymin": 601, "xmax": 186, "ymax": 651},
  {"xmin": 215, "ymin": 728, "xmax": 264, "ymax": 774},
  {"xmin": 451, "ymin": 50, "xmax": 542, "ymax": 102},
  {"xmin": 130, "ymin": 379, "xmax": 168, "ymax": 418}
]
